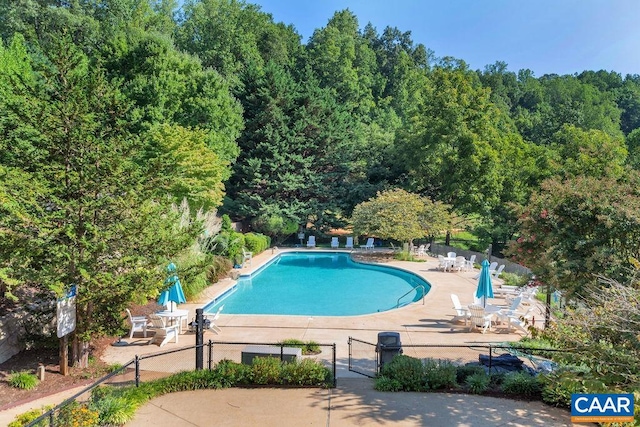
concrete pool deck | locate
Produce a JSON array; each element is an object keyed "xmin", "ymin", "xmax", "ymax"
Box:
[{"xmin": 3, "ymin": 248, "xmax": 583, "ymax": 426}]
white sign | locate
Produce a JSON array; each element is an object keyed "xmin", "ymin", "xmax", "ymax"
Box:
[{"xmin": 57, "ymin": 286, "xmax": 77, "ymax": 338}]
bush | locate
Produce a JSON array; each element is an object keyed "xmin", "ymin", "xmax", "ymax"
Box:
[
  {"xmin": 90, "ymin": 395, "xmax": 136, "ymax": 426},
  {"xmin": 206, "ymin": 255, "xmax": 233, "ymax": 284},
  {"xmin": 501, "ymin": 372, "xmax": 542, "ymax": 396},
  {"xmin": 244, "ymin": 232, "xmax": 271, "ymax": 254},
  {"xmin": 456, "ymin": 364, "xmax": 486, "ymax": 384},
  {"xmin": 250, "ymin": 357, "xmax": 283, "ymax": 385},
  {"xmin": 8, "ymin": 371, "xmax": 39, "ymax": 390},
  {"xmin": 8, "ymin": 407, "xmax": 51, "ymax": 427},
  {"xmin": 540, "ymin": 369, "xmax": 608, "ymax": 407},
  {"xmin": 56, "ymin": 401, "xmax": 99, "ymax": 427},
  {"xmin": 279, "ymin": 339, "xmax": 321, "ymax": 355},
  {"xmin": 501, "ymin": 272, "xmax": 528, "ymax": 287},
  {"xmin": 280, "ymin": 359, "xmax": 331, "ymax": 386},
  {"xmin": 374, "ymin": 376, "xmax": 403, "ymax": 391},
  {"xmin": 423, "ymin": 358, "xmax": 457, "ymax": 390},
  {"xmin": 380, "ymin": 355, "xmax": 425, "ymax": 391},
  {"xmin": 465, "ymin": 372, "xmax": 490, "ymax": 394}
]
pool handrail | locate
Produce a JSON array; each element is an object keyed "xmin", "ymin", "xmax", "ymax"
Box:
[{"xmin": 396, "ymin": 284, "xmax": 426, "ymax": 308}]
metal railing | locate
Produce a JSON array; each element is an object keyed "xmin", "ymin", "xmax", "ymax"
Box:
[{"xmin": 396, "ymin": 284, "xmax": 426, "ymax": 307}]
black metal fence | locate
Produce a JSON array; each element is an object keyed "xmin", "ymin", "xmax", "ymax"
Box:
[
  {"xmin": 348, "ymin": 337, "xmax": 565, "ymax": 378},
  {"xmin": 25, "ymin": 340, "xmax": 336, "ymax": 427}
]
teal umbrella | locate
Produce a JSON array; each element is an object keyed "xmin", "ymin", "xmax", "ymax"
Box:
[
  {"xmin": 158, "ymin": 263, "xmax": 186, "ymax": 311},
  {"xmin": 475, "ymin": 259, "xmax": 494, "ymax": 307}
]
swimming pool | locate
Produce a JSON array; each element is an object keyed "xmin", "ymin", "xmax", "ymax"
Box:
[{"xmin": 204, "ymin": 252, "xmax": 430, "ymax": 316}]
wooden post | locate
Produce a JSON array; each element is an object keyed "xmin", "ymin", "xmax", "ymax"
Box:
[{"xmin": 59, "ymin": 334, "xmax": 69, "ymax": 376}]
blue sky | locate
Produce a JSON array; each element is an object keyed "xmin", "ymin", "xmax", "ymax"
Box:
[{"xmin": 247, "ymin": 0, "xmax": 640, "ymax": 77}]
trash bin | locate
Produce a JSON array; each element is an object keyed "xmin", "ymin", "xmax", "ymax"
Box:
[{"xmin": 376, "ymin": 331, "xmax": 402, "ymax": 372}]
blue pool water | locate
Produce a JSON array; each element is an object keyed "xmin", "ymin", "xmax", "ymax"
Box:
[{"xmin": 204, "ymin": 252, "xmax": 430, "ymax": 316}]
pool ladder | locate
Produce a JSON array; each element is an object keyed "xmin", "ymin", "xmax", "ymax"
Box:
[{"xmin": 396, "ymin": 284, "xmax": 426, "ymax": 308}]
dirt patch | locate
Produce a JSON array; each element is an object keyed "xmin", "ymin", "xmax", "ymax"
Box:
[{"xmin": 0, "ymin": 302, "xmax": 162, "ymax": 412}]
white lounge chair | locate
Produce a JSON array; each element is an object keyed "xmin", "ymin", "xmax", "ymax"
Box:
[
  {"xmin": 467, "ymin": 304, "xmax": 494, "ymax": 334},
  {"xmin": 497, "ymin": 296, "xmax": 522, "ymax": 324},
  {"xmin": 474, "ymin": 261, "xmax": 498, "ymax": 279},
  {"xmin": 450, "ymin": 294, "xmax": 469, "ymax": 325},
  {"xmin": 345, "ymin": 236, "xmax": 354, "ymax": 249},
  {"xmin": 360, "ymin": 237, "xmax": 374, "ymax": 250},
  {"xmin": 331, "ymin": 237, "xmax": 339, "ymax": 249},
  {"xmin": 126, "ymin": 309, "xmax": 148, "ymax": 339},
  {"xmin": 503, "ymin": 306, "xmax": 534, "ymax": 335},
  {"xmin": 306, "ymin": 236, "xmax": 316, "ymax": 248},
  {"xmin": 416, "ymin": 244, "xmax": 426, "ymax": 256},
  {"xmin": 148, "ymin": 314, "xmax": 179, "ymax": 347},
  {"xmin": 210, "ymin": 305, "xmax": 224, "ymax": 334},
  {"xmin": 491, "ymin": 264, "xmax": 505, "ymax": 280},
  {"xmin": 437, "ymin": 255, "xmax": 449, "ymax": 271},
  {"xmin": 242, "ymin": 248, "xmax": 252, "ymax": 267}
]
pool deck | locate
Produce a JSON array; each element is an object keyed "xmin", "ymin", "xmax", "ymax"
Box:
[
  {"xmin": 101, "ymin": 247, "xmax": 546, "ymax": 368},
  {"xmin": 3, "ymin": 248, "xmax": 583, "ymax": 427}
]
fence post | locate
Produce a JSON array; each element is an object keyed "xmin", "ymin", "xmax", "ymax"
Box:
[
  {"xmin": 280, "ymin": 344, "xmax": 284, "ymax": 362},
  {"xmin": 332, "ymin": 343, "xmax": 337, "ymax": 388},
  {"xmin": 208, "ymin": 339, "xmax": 213, "ymax": 370},
  {"xmin": 135, "ymin": 355, "xmax": 140, "ymax": 387},
  {"xmin": 488, "ymin": 346, "xmax": 493, "ymax": 375},
  {"xmin": 195, "ymin": 308, "xmax": 204, "ymax": 370}
]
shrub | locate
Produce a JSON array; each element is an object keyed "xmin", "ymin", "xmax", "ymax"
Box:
[
  {"xmin": 8, "ymin": 407, "xmax": 51, "ymax": 427},
  {"xmin": 90, "ymin": 395, "xmax": 136, "ymax": 426},
  {"xmin": 206, "ymin": 255, "xmax": 233, "ymax": 284},
  {"xmin": 279, "ymin": 339, "xmax": 321, "ymax": 355},
  {"xmin": 501, "ymin": 272, "xmax": 528, "ymax": 287},
  {"xmin": 280, "ymin": 359, "xmax": 331, "ymax": 386},
  {"xmin": 244, "ymin": 232, "xmax": 270, "ymax": 254},
  {"xmin": 456, "ymin": 364, "xmax": 485, "ymax": 384},
  {"xmin": 374, "ymin": 376, "xmax": 403, "ymax": 392},
  {"xmin": 250, "ymin": 357, "xmax": 283, "ymax": 385},
  {"xmin": 56, "ymin": 401, "xmax": 99, "ymax": 427},
  {"xmin": 501, "ymin": 372, "xmax": 542, "ymax": 396},
  {"xmin": 423, "ymin": 358, "xmax": 457, "ymax": 390},
  {"xmin": 540, "ymin": 369, "xmax": 608, "ymax": 407},
  {"xmin": 8, "ymin": 371, "xmax": 39, "ymax": 390},
  {"xmin": 213, "ymin": 359, "xmax": 251, "ymax": 386},
  {"xmin": 465, "ymin": 372, "xmax": 491, "ymax": 394},
  {"xmin": 380, "ymin": 355, "xmax": 425, "ymax": 391}
]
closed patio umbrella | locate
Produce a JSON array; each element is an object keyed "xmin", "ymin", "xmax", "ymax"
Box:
[
  {"xmin": 158, "ymin": 262, "xmax": 186, "ymax": 311},
  {"xmin": 475, "ymin": 259, "xmax": 494, "ymax": 308}
]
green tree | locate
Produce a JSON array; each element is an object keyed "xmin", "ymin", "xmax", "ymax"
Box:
[
  {"xmin": 506, "ymin": 174, "xmax": 640, "ymax": 296},
  {"xmin": 0, "ymin": 34, "xmax": 198, "ymax": 367},
  {"xmin": 350, "ymin": 189, "xmax": 450, "ymax": 247}
]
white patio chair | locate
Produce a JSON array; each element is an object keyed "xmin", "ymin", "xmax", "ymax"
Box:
[
  {"xmin": 345, "ymin": 236, "xmax": 354, "ymax": 249},
  {"xmin": 242, "ymin": 248, "xmax": 252, "ymax": 267},
  {"xmin": 467, "ymin": 304, "xmax": 494, "ymax": 334},
  {"xmin": 465, "ymin": 255, "xmax": 476, "ymax": 271},
  {"xmin": 210, "ymin": 305, "xmax": 224, "ymax": 334},
  {"xmin": 126, "ymin": 309, "xmax": 148, "ymax": 339},
  {"xmin": 148, "ymin": 314, "xmax": 179, "ymax": 347},
  {"xmin": 453, "ymin": 256, "xmax": 466, "ymax": 271},
  {"xmin": 450, "ymin": 294, "xmax": 469, "ymax": 325},
  {"xmin": 447, "ymin": 251, "xmax": 456, "ymax": 259},
  {"xmin": 331, "ymin": 237, "xmax": 339, "ymax": 249},
  {"xmin": 306, "ymin": 236, "xmax": 316, "ymax": 248},
  {"xmin": 360, "ymin": 237, "xmax": 374, "ymax": 250}
]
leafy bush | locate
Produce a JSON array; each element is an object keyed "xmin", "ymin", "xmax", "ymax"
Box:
[
  {"xmin": 244, "ymin": 232, "xmax": 270, "ymax": 254},
  {"xmin": 501, "ymin": 372, "xmax": 542, "ymax": 396},
  {"xmin": 465, "ymin": 372, "xmax": 490, "ymax": 394},
  {"xmin": 540, "ymin": 368, "xmax": 607, "ymax": 407},
  {"xmin": 56, "ymin": 401, "xmax": 99, "ymax": 427},
  {"xmin": 90, "ymin": 395, "xmax": 136, "ymax": 426},
  {"xmin": 8, "ymin": 407, "xmax": 51, "ymax": 427},
  {"xmin": 423, "ymin": 358, "xmax": 457, "ymax": 390},
  {"xmin": 380, "ymin": 355, "xmax": 425, "ymax": 391},
  {"xmin": 279, "ymin": 339, "xmax": 321, "ymax": 355},
  {"xmin": 213, "ymin": 359, "xmax": 251, "ymax": 386},
  {"xmin": 8, "ymin": 371, "xmax": 39, "ymax": 390},
  {"xmin": 280, "ymin": 359, "xmax": 331, "ymax": 386},
  {"xmin": 456, "ymin": 364, "xmax": 486, "ymax": 384},
  {"xmin": 205, "ymin": 255, "xmax": 233, "ymax": 284},
  {"xmin": 501, "ymin": 272, "xmax": 528, "ymax": 287},
  {"xmin": 374, "ymin": 376, "xmax": 403, "ymax": 391},
  {"xmin": 251, "ymin": 214, "xmax": 298, "ymax": 243},
  {"xmin": 249, "ymin": 356, "xmax": 283, "ymax": 385},
  {"xmin": 394, "ymin": 252, "xmax": 423, "ymax": 262}
]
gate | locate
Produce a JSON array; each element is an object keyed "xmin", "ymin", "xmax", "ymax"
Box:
[{"xmin": 348, "ymin": 337, "xmax": 378, "ymax": 378}]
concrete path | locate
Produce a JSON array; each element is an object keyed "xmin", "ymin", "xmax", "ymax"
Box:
[{"xmin": 126, "ymin": 378, "xmax": 589, "ymax": 427}]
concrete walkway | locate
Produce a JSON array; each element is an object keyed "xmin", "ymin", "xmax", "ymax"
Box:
[{"xmin": 2, "ymin": 249, "xmax": 588, "ymax": 426}]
